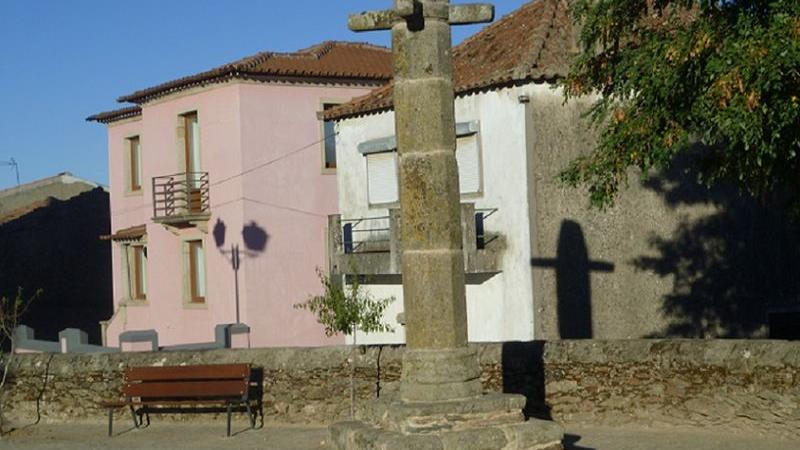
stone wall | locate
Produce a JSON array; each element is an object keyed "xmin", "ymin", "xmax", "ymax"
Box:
[{"xmin": 4, "ymin": 340, "xmax": 798, "ymax": 439}]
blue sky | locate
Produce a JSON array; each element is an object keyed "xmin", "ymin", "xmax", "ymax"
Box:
[{"xmin": 0, "ymin": 0, "xmax": 527, "ymax": 190}]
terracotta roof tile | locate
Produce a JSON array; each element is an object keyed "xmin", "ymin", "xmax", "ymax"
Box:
[
  {"xmin": 100, "ymin": 224, "xmax": 146, "ymax": 241},
  {"xmin": 86, "ymin": 106, "xmax": 142, "ymax": 124},
  {"xmin": 322, "ymin": 0, "xmax": 576, "ymax": 121},
  {"xmin": 117, "ymin": 41, "xmax": 392, "ymax": 104}
]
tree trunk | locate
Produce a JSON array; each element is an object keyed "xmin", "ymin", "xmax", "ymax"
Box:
[
  {"xmin": 349, "ymin": 326, "xmax": 357, "ymax": 418},
  {"xmin": 0, "ymin": 340, "xmax": 16, "ymax": 438}
]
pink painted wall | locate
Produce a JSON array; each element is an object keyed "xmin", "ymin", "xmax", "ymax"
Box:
[
  {"xmin": 104, "ymin": 80, "xmax": 377, "ymax": 348},
  {"xmin": 106, "ymin": 117, "xmax": 145, "ymax": 344},
  {"xmin": 238, "ymin": 83, "xmax": 372, "ymax": 347}
]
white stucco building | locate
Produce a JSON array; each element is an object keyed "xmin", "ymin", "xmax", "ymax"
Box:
[
  {"xmin": 323, "ymin": 0, "xmax": 578, "ymax": 344},
  {"xmin": 324, "ymin": 0, "xmax": 799, "ymax": 344}
]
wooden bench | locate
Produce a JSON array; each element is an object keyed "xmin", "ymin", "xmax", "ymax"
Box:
[{"xmin": 101, "ymin": 363, "xmax": 263, "ymax": 437}]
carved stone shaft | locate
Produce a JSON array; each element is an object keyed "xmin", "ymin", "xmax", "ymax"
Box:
[
  {"xmin": 393, "ymin": 0, "xmax": 481, "ymax": 403},
  {"xmin": 350, "ymin": 0, "xmax": 494, "ymax": 404}
]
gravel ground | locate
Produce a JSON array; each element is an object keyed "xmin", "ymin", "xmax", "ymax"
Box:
[{"xmin": 1, "ymin": 421, "xmax": 797, "ymax": 450}]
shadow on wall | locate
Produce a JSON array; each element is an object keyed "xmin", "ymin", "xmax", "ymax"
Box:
[
  {"xmin": 0, "ymin": 188, "xmax": 112, "ymax": 345},
  {"xmin": 212, "ymin": 218, "xmax": 269, "ymax": 323},
  {"xmin": 212, "ymin": 219, "xmax": 270, "ymax": 256},
  {"xmin": 531, "ymin": 220, "xmax": 614, "ymax": 339},
  {"xmin": 635, "ymin": 151, "xmax": 800, "ymax": 338}
]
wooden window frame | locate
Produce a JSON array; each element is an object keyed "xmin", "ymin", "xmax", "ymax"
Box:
[
  {"xmin": 131, "ymin": 245, "xmax": 146, "ymax": 300},
  {"xmin": 320, "ymin": 101, "xmax": 343, "ymax": 173},
  {"xmin": 188, "ymin": 240, "xmax": 205, "ymax": 303},
  {"xmin": 128, "ymin": 135, "xmax": 142, "ymax": 192},
  {"xmin": 182, "ymin": 111, "xmax": 199, "ymax": 173}
]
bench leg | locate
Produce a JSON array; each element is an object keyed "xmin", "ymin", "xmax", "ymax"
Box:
[
  {"xmin": 108, "ymin": 408, "xmax": 113, "ymax": 437},
  {"xmin": 129, "ymin": 405, "xmax": 139, "ymax": 429},
  {"xmin": 226, "ymin": 402, "xmax": 232, "ymax": 437},
  {"xmin": 246, "ymin": 402, "xmax": 255, "ymax": 428}
]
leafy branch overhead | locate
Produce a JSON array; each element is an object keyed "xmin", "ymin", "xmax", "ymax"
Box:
[
  {"xmin": 561, "ymin": 0, "xmax": 800, "ymax": 212},
  {"xmin": 294, "ymin": 268, "xmax": 394, "ymax": 337}
]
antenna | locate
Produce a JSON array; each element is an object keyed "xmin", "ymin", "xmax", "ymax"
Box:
[{"xmin": 1, "ymin": 158, "xmax": 20, "ymax": 186}]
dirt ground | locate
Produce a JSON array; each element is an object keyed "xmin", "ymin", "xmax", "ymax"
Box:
[{"xmin": 1, "ymin": 421, "xmax": 797, "ymax": 450}]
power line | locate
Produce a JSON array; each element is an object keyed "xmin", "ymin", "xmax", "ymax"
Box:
[
  {"xmin": 241, "ymin": 197, "xmax": 328, "ymax": 218},
  {"xmin": 210, "ymin": 132, "xmax": 334, "ymax": 187},
  {"xmin": 108, "ymin": 132, "xmax": 337, "ymax": 219}
]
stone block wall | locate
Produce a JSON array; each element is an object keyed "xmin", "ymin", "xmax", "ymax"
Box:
[{"xmin": 3, "ymin": 340, "xmax": 798, "ymax": 440}]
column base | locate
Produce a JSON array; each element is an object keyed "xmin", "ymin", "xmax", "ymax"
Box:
[{"xmin": 329, "ymin": 393, "xmax": 564, "ymax": 450}]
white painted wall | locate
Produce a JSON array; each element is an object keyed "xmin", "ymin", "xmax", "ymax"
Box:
[{"xmin": 336, "ymin": 84, "xmax": 544, "ymax": 344}]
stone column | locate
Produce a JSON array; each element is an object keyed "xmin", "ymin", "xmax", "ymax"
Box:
[
  {"xmin": 393, "ymin": 1, "xmax": 478, "ymax": 403},
  {"xmin": 339, "ymin": 2, "xmax": 565, "ymax": 448},
  {"xmin": 351, "ymin": 0, "xmax": 493, "ymax": 405}
]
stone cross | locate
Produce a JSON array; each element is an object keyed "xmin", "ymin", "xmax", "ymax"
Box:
[{"xmin": 349, "ymin": 1, "xmax": 493, "ymax": 404}]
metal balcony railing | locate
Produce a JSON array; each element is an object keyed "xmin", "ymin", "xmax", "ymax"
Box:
[
  {"xmin": 328, "ymin": 204, "xmax": 503, "ymax": 276},
  {"xmin": 152, "ymin": 172, "xmax": 210, "ymax": 221},
  {"xmin": 341, "ymin": 216, "xmax": 391, "ymax": 254},
  {"xmin": 341, "ymin": 209, "xmax": 497, "ymax": 254},
  {"xmin": 475, "ymin": 208, "xmax": 498, "ymax": 249}
]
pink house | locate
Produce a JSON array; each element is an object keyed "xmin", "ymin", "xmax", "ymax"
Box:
[{"xmin": 88, "ymin": 42, "xmax": 391, "ymax": 348}]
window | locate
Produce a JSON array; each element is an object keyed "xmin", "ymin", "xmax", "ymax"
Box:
[
  {"xmin": 360, "ymin": 121, "xmax": 482, "ymax": 205},
  {"xmin": 367, "ymin": 152, "xmax": 399, "ymax": 205},
  {"xmin": 456, "ymin": 133, "xmax": 481, "ymax": 194},
  {"xmin": 131, "ymin": 246, "xmax": 147, "ymax": 300},
  {"xmin": 182, "ymin": 112, "xmax": 201, "ymax": 176},
  {"xmin": 123, "ymin": 244, "xmax": 146, "ymax": 301},
  {"xmin": 187, "ymin": 240, "xmax": 206, "ymax": 303},
  {"xmin": 322, "ymin": 103, "xmax": 338, "ymax": 169},
  {"xmin": 127, "ymin": 136, "xmax": 142, "ymax": 192}
]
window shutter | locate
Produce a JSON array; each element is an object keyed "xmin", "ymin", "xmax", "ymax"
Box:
[
  {"xmin": 456, "ymin": 134, "xmax": 481, "ymax": 194},
  {"xmin": 367, "ymin": 152, "xmax": 398, "ymax": 204}
]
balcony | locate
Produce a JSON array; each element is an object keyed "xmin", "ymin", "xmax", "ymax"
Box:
[
  {"xmin": 152, "ymin": 172, "xmax": 210, "ymax": 227},
  {"xmin": 328, "ymin": 203, "xmax": 504, "ymax": 278}
]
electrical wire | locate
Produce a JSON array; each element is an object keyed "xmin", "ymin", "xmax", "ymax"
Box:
[{"xmin": 108, "ymin": 132, "xmax": 336, "ymax": 218}]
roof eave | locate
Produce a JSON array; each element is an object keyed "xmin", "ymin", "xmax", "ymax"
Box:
[
  {"xmin": 323, "ymin": 73, "xmax": 565, "ymax": 122},
  {"xmin": 118, "ymin": 72, "xmax": 392, "ymax": 105},
  {"xmin": 86, "ymin": 107, "xmax": 143, "ymax": 124}
]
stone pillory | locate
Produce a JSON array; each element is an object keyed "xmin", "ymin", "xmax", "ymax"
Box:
[
  {"xmin": 351, "ymin": 0, "xmax": 493, "ymax": 405},
  {"xmin": 329, "ymin": 1, "xmax": 564, "ymax": 449}
]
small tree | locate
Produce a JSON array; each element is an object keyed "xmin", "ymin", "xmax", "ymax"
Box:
[
  {"xmin": 0, "ymin": 288, "xmax": 39, "ymax": 437},
  {"xmin": 295, "ymin": 268, "xmax": 394, "ymax": 417}
]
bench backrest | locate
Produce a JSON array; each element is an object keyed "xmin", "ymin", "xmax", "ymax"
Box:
[{"xmin": 123, "ymin": 363, "xmax": 251, "ymax": 402}]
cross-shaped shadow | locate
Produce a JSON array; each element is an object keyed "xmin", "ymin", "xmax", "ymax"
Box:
[{"xmin": 531, "ymin": 220, "xmax": 614, "ymax": 339}]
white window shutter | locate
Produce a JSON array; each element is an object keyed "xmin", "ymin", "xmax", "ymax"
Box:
[
  {"xmin": 367, "ymin": 152, "xmax": 398, "ymax": 204},
  {"xmin": 456, "ymin": 135, "xmax": 481, "ymax": 194}
]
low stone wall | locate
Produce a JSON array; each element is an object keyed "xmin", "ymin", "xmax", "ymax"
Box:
[{"xmin": 4, "ymin": 340, "xmax": 798, "ymax": 439}]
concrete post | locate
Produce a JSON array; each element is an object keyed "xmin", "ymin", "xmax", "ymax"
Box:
[
  {"xmin": 461, "ymin": 203, "xmax": 477, "ymax": 272},
  {"xmin": 228, "ymin": 323, "xmax": 251, "ymax": 349},
  {"xmin": 119, "ymin": 329, "xmax": 159, "ymax": 352},
  {"xmin": 388, "ymin": 208, "xmax": 403, "ymax": 273}
]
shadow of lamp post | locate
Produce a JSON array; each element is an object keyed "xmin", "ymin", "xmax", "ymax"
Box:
[{"xmin": 212, "ymin": 219, "xmax": 268, "ymax": 324}]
